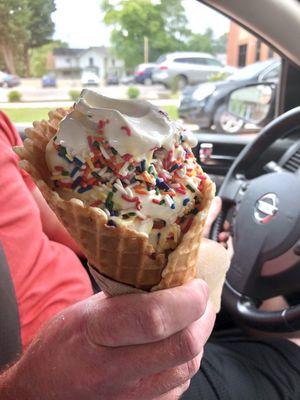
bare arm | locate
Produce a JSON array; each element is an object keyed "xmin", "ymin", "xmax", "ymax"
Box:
[{"xmin": 31, "ymin": 186, "xmax": 83, "ymax": 256}]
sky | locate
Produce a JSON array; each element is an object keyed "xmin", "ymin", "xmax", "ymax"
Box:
[{"xmin": 52, "ymin": 0, "xmax": 230, "ymax": 49}]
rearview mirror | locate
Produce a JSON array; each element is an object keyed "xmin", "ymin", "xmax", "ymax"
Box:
[{"xmin": 228, "ymin": 83, "xmax": 276, "ymax": 125}]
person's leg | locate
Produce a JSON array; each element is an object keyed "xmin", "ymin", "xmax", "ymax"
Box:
[{"xmin": 182, "ymin": 336, "xmax": 300, "ymax": 400}]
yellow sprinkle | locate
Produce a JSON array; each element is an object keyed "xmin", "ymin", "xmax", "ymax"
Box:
[
  {"xmin": 86, "ymin": 158, "xmax": 95, "ymax": 170},
  {"xmin": 50, "ymin": 175, "xmax": 66, "ymax": 180}
]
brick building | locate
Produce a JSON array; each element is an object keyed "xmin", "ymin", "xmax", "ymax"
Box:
[{"xmin": 227, "ymin": 21, "xmax": 278, "ymax": 67}]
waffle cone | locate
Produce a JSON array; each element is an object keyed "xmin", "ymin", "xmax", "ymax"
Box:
[{"xmin": 15, "ymin": 109, "xmax": 225, "ymax": 303}]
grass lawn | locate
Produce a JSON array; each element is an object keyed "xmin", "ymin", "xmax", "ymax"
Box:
[{"xmin": 2, "ymin": 104, "xmax": 178, "ymax": 124}]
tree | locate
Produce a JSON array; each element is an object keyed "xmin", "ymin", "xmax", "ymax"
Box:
[
  {"xmin": 212, "ymin": 33, "xmax": 228, "ymax": 54},
  {"xmin": 24, "ymin": 0, "xmax": 56, "ymax": 76},
  {"xmin": 101, "ymin": 0, "xmax": 191, "ymax": 70},
  {"xmin": 186, "ymin": 29, "xmax": 214, "ymax": 54},
  {"xmin": 0, "ymin": 0, "xmax": 31, "ymax": 74},
  {"xmin": 30, "ymin": 41, "xmax": 67, "ymax": 77},
  {"xmin": 0, "ymin": 0, "xmax": 55, "ymax": 76}
]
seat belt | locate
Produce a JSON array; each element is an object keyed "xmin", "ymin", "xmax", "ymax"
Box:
[{"xmin": 0, "ymin": 241, "xmax": 22, "ymax": 370}]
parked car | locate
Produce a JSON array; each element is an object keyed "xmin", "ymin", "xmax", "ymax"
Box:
[
  {"xmin": 151, "ymin": 52, "xmax": 234, "ymax": 89},
  {"xmin": 134, "ymin": 63, "xmax": 155, "ymax": 85},
  {"xmin": 106, "ymin": 73, "xmax": 119, "ymax": 85},
  {"xmin": 41, "ymin": 73, "xmax": 57, "ymax": 88},
  {"xmin": 0, "ymin": 71, "xmax": 20, "ymax": 88},
  {"xmin": 120, "ymin": 75, "xmax": 135, "ymax": 85},
  {"xmin": 179, "ymin": 59, "xmax": 281, "ymax": 133},
  {"xmin": 81, "ymin": 71, "xmax": 100, "ymax": 86}
]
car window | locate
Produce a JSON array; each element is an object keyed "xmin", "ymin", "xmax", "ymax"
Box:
[
  {"xmin": 173, "ymin": 58, "xmax": 196, "ymax": 64},
  {"xmin": 156, "ymin": 55, "xmax": 167, "ymax": 64},
  {"xmin": 0, "ymin": 0, "xmax": 282, "ymax": 138},
  {"xmin": 227, "ymin": 60, "xmax": 278, "ymax": 81},
  {"xmin": 205, "ymin": 58, "xmax": 222, "ymax": 66}
]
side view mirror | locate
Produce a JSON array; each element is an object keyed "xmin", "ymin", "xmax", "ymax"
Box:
[{"xmin": 228, "ymin": 83, "xmax": 276, "ymax": 126}]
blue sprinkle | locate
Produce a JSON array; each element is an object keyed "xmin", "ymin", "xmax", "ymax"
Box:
[
  {"xmin": 107, "ymin": 220, "xmax": 116, "ymax": 227},
  {"xmin": 171, "ymin": 203, "xmax": 175, "ymax": 209},
  {"xmin": 58, "ymin": 147, "xmax": 73, "ymax": 164},
  {"xmin": 71, "ymin": 176, "xmax": 82, "ymax": 189},
  {"xmin": 141, "ymin": 159, "xmax": 146, "ymax": 172},
  {"xmin": 156, "ymin": 178, "xmax": 170, "ymax": 191},
  {"xmin": 77, "ymin": 185, "xmax": 93, "ymax": 193},
  {"xmin": 74, "ymin": 157, "xmax": 84, "ymax": 167},
  {"xmin": 70, "ymin": 166, "xmax": 80, "ymax": 177},
  {"xmin": 183, "ymin": 198, "xmax": 189, "ymax": 206}
]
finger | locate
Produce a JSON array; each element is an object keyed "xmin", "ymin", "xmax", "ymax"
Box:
[
  {"xmin": 120, "ymin": 357, "xmax": 199, "ymax": 400},
  {"xmin": 104, "ymin": 299, "xmax": 215, "ymax": 383},
  {"xmin": 223, "ymin": 220, "xmax": 230, "ymax": 231},
  {"xmin": 218, "ymin": 231, "xmax": 230, "ymax": 243},
  {"xmin": 154, "ymin": 382, "xmax": 191, "ymax": 400},
  {"xmin": 85, "ymin": 279, "xmax": 209, "ymax": 347}
]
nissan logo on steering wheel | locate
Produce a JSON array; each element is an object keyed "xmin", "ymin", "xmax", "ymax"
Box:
[{"xmin": 254, "ymin": 193, "xmax": 279, "ymax": 224}]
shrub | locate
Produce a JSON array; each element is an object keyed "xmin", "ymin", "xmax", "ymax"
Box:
[
  {"xmin": 69, "ymin": 90, "xmax": 81, "ymax": 102},
  {"xmin": 8, "ymin": 90, "xmax": 22, "ymax": 103},
  {"xmin": 208, "ymin": 71, "xmax": 228, "ymax": 82},
  {"xmin": 127, "ymin": 86, "xmax": 140, "ymax": 99}
]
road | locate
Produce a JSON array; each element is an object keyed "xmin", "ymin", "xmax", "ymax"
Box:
[{"xmin": 0, "ymin": 78, "xmax": 172, "ymax": 103}]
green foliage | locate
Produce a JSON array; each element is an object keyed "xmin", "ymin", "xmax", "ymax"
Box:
[
  {"xmin": 0, "ymin": 0, "xmax": 56, "ymax": 75},
  {"xmin": 27, "ymin": 0, "xmax": 56, "ymax": 49},
  {"xmin": 8, "ymin": 90, "xmax": 22, "ymax": 102},
  {"xmin": 127, "ymin": 86, "xmax": 140, "ymax": 99},
  {"xmin": 30, "ymin": 40, "xmax": 67, "ymax": 77},
  {"xmin": 69, "ymin": 90, "xmax": 81, "ymax": 102},
  {"xmin": 101, "ymin": 0, "xmax": 190, "ymax": 70},
  {"xmin": 208, "ymin": 71, "xmax": 228, "ymax": 82}
]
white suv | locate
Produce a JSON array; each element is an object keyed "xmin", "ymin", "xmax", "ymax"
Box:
[{"xmin": 152, "ymin": 52, "xmax": 234, "ymax": 89}]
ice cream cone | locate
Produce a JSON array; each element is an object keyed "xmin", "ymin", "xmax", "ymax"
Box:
[{"xmin": 15, "ymin": 106, "xmax": 228, "ymax": 309}]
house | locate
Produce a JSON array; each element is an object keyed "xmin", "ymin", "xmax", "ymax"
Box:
[
  {"xmin": 51, "ymin": 46, "xmax": 124, "ymax": 80},
  {"xmin": 227, "ymin": 21, "xmax": 279, "ymax": 67}
]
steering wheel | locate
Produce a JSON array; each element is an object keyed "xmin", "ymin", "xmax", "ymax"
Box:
[{"xmin": 211, "ymin": 106, "xmax": 300, "ymax": 332}]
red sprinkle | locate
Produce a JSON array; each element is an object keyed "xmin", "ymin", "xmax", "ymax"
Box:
[
  {"xmin": 122, "ymin": 153, "xmax": 133, "ymax": 161},
  {"xmin": 121, "ymin": 194, "xmax": 139, "ymax": 203},
  {"xmin": 175, "ymin": 187, "xmax": 186, "ymax": 195},
  {"xmin": 97, "ymin": 119, "xmax": 108, "ymax": 133},
  {"xmin": 90, "ymin": 200, "xmax": 102, "ymax": 207},
  {"xmin": 152, "ymin": 198, "xmax": 161, "ymax": 204},
  {"xmin": 182, "ymin": 216, "xmax": 193, "ymax": 234},
  {"xmin": 121, "ymin": 126, "xmax": 132, "ymax": 136},
  {"xmin": 54, "ymin": 166, "xmax": 64, "ymax": 171}
]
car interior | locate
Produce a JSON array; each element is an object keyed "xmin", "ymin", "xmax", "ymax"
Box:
[{"xmin": 1, "ymin": 0, "xmax": 300, "ymax": 379}]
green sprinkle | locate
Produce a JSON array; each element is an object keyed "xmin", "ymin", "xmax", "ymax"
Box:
[
  {"xmin": 159, "ymin": 199, "xmax": 165, "ymax": 205},
  {"xmin": 112, "ymin": 186, "xmax": 117, "ymax": 193},
  {"xmin": 128, "ymin": 212, "xmax": 136, "ymax": 216},
  {"xmin": 111, "ymin": 147, "xmax": 118, "ymax": 155},
  {"xmin": 62, "ymin": 171, "xmax": 69, "ymax": 176},
  {"xmin": 155, "ymin": 187, "xmax": 160, "ymax": 195},
  {"xmin": 93, "ymin": 141, "xmax": 100, "ymax": 149},
  {"xmin": 105, "ymin": 192, "xmax": 114, "ymax": 209},
  {"xmin": 186, "ymin": 184, "xmax": 195, "ymax": 193}
]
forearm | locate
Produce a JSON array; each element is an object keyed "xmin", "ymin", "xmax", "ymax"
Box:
[
  {"xmin": 0, "ymin": 362, "xmax": 34, "ymax": 400},
  {"xmin": 31, "ymin": 187, "xmax": 83, "ymax": 256}
]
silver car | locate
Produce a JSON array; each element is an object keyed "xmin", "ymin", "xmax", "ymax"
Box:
[{"xmin": 152, "ymin": 52, "xmax": 235, "ymax": 89}]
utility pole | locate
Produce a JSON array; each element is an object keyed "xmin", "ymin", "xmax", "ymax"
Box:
[{"xmin": 144, "ymin": 36, "xmax": 149, "ymax": 63}]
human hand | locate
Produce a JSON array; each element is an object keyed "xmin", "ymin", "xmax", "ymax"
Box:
[
  {"xmin": 2, "ymin": 280, "xmax": 215, "ymax": 400},
  {"xmin": 203, "ymin": 196, "xmax": 234, "ymax": 258}
]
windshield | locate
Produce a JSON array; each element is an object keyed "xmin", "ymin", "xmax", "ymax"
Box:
[{"xmin": 227, "ymin": 60, "xmax": 277, "ymax": 81}]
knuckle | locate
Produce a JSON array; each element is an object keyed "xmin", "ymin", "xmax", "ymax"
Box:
[
  {"xmin": 179, "ymin": 324, "xmax": 202, "ymax": 361},
  {"xmin": 186, "ymin": 355, "xmax": 201, "ymax": 378},
  {"xmin": 139, "ymin": 299, "xmax": 167, "ymax": 341}
]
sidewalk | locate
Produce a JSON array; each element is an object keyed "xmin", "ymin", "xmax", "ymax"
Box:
[{"xmin": 0, "ymin": 98, "xmax": 179, "ymax": 109}]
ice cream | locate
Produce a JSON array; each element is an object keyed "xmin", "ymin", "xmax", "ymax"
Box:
[{"xmin": 45, "ymin": 89, "xmax": 208, "ymax": 252}]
